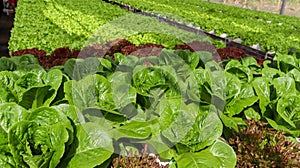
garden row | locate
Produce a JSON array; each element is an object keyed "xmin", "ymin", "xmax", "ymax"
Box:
[
  {"xmin": 10, "ymin": 38, "xmax": 267, "ymax": 68},
  {"xmin": 0, "ymin": 44, "xmax": 299, "ymax": 167},
  {"xmin": 110, "ymin": 0, "xmax": 300, "ymax": 54},
  {"xmin": 9, "ymin": 0, "xmax": 213, "ymax": 54},
  {"xmin": 8, "ymin": 0, "xmax": 127, "ymax": 53}
]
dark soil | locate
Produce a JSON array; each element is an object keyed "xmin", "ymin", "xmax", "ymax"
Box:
[{"xmin": 0, "ymin": 11, "xmax": 14, "ymax": 57}]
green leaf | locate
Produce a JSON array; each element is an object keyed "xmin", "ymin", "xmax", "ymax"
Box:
[
  {"xmin": 111, "ymin": 83, "xmax": 137, "ymax": 110},
  {"xmin": 132, "ymin": 65, "xmax": 180, "ymax": 97},
  {"xmin": 19, "ymin": 85, "xmax": 54, "ymax": 109},
  {"xmin": 0, "ymin": 150, "xmax": 15, "ymax": 168},
  {"xmin": 116, "ymin": 55, "xmax": 139, "ymax": 72},
  {"xmin": 252, "ymin": 77, "xmax": 271, "ymax": 114},
  {"xmin": 241, "ymin": 57, "xmax": 261, "ymax": 75},
  {"xmin": 99, "ymin": 58, "xmax": 113, "ymax": 71},
  {"xmin": 113, "ymin": 121, "xmax": 152, "ymax": 140},
  {"xmin": 205, "ymin": 61, "xmax": 223, "ymax": 72},
  {"xmin": 144, "ymin": 135, "xmax": 177, "ymax": 159},
  {"xmin": 15, "ymin": 72, "xmax": 42, "ymax": 90},
  {"xmin": 0, "ymin": 104, "xmax": 26, "ymax": 168},
  {"xmin": 225, "ymin": 72, "xmax": 241, "ymax": 101},
  {"xmin": 109, "ymin": 71, "xmax": 132, "ymax": 84},
  {"xmin": 64, "ymin": 74, "xmax": 114, "ymax": 111},
  {"xmin": 0, "ymin": 127, "xmax": 8, "ymax": 146},
  {"xmin": 156, "ymin": 97, "xmax": 186, "ymax": 132},
  {"xmin": 287, "ymin": 68, "xmax": 300, "ymax": 82},
  {"xmin": 67, "ymin": 123, "xmax": 113, "ymax": 168},
  {"xmin": 0, "ymin": 103, "xmax": 27, "ymax": 133},
  {"xmin": 211, "ymin": 74, "xmax": 226, "ymax": 110},
  {"xmin": 0, "ymin": 70, "xmax": 60, "ymax": 108},
  {"xmin": 64, "ymin": 58, "xmax": 100, "ymax": 80},
  {"xmin": 225, "ymin": 84, "xmax": 258, "ymax": 116},
  {"xmin": 191, "ymin": 69, "xmax": 211, "ymax": 99},
  {"xmin": 220, "ymin": 113, "xmax": 246, "ymax": 132},
  {"xmin": 277, "ymin": 95, "xmax": 300, "ymax": 128},
  {"xmin": 180, "ymin": 107, "xmax": 223, "ymax": 152},
  {"xmin": 175, "ymin": 140, "xmax": 236, "ymax": 168},
  {"xmin": 17, "ymin": 54, "xmax": 39, "ymax": 65},
  {"xmin": 151, "ymin": 97, "xmax": 199, "ymax": 146},
  {"xmin": 198, "ymin": 51, "xmax": 213, "ymax": 67},
  {"xmin": 113, "ymin": 53, "xmax": 126, "ymax": 65},
  {"xmin": 273, "ymin": 77, "xmax": 296, "ymax": 99},
  {"xmin": 262, "ymin": 67, "xmax": 284, "ymax": 79},
  {"xmin": 8, "ymin": 124, "xmax": 33, "ymax": 168},
  {"xmin": 52, "ymin": 104, "xmax": 84, "ymax": 125},
  {"xmin": 275, "ymin": 53, "xmax": 299, "ymax": 73},
  {"xmin": 15, "ymin": 64, "xmax": 45, "ymax": 76},
  {"xmin": 225, "ymin": 59, "xmax": 252, "ymax": 82},
  {"xmin": 161, "ymin": 49, "xmax": 202, "ymax": 70},
  {"xmin": 266, "ymin": 117, "xmax": 300, "ymax": 137},
  {"xmin": 241, "ymin": 57, "xmax": 260, "ymax": 67},
  {"xmin": 27, "ymin": 107, "xmax": 73, "ymax": 131},
  {"xmin": 3, "ymin": 55, "xmax": 40, "ymax": 73},
  {"xmin": 0, "ymin": 72, "xmax": 19, "ymax": 103},
  {"xmin": 49, "ymin": 124, "xmax": 70, "ymax": 168},
  {"xmin": 0, "ymin": 57, "xmax": 17, "ymax": 71},
  {"xmin": 244, "ymin": 107, "xmax": 261, "ymax": 121},
  {"xmin": 42, "ymin": 69, "xmax": 63, "ymax": 90},
  {"xmin": 287, "ymin": 69, "xmax": 300, "ymax": 92}
]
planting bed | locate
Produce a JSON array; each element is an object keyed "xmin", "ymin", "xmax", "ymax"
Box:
[
  {"xmin": 8, "ymin": 0, "xmax": 128, "ymax": 53},
  {"xmin": 109, "ymin": 0, "xmax": 300, "ymax": 54},
  {"xmin": 1, "ymin": 0, "xmax": 300, "ymax": 167},
  {"xmin": 9, "ymin": 0, "xmax": 210, "ymax": 54},
  {"xmin": 11, "ymin": 38, "xmax": 268, "ymax": 68},
  {"xmin": 103, "ymin": 0, "xmax": 274, "ymax": 60}
]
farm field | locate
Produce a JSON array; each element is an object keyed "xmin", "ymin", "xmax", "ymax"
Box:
[{"xmin": 1, "ymin": 0, "xmax": 300, "ymax": 167}]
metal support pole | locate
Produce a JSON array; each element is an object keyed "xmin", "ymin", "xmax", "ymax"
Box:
[{"xmin": 280, "ymin": 0, "xmax": 287, "ymax": 15}]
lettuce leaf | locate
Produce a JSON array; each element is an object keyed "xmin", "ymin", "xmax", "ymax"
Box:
[{"xmin": 175, "ymin": 140, "xmax": 236, "ymax": 168}]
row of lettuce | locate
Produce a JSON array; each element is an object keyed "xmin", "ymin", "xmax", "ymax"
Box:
[
  {"xmin": 0, "ymin": 48, "xmax": 299, "ymax": 167},
  {"xmin": 9, "ymin": 0, "xmax": 124, "ymax": 53},
  {"xmin": 9, "ymin": 0, "xmax": 211, "ymax": 54},
  {"xmin": 112, "ymin": 0, "xmax": 300, "ymax": 54}
]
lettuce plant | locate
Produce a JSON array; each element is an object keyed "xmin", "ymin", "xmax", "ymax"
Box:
[{"xmin": 229, "ymin": 119, "xmax": 300, "ymax": 167}]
